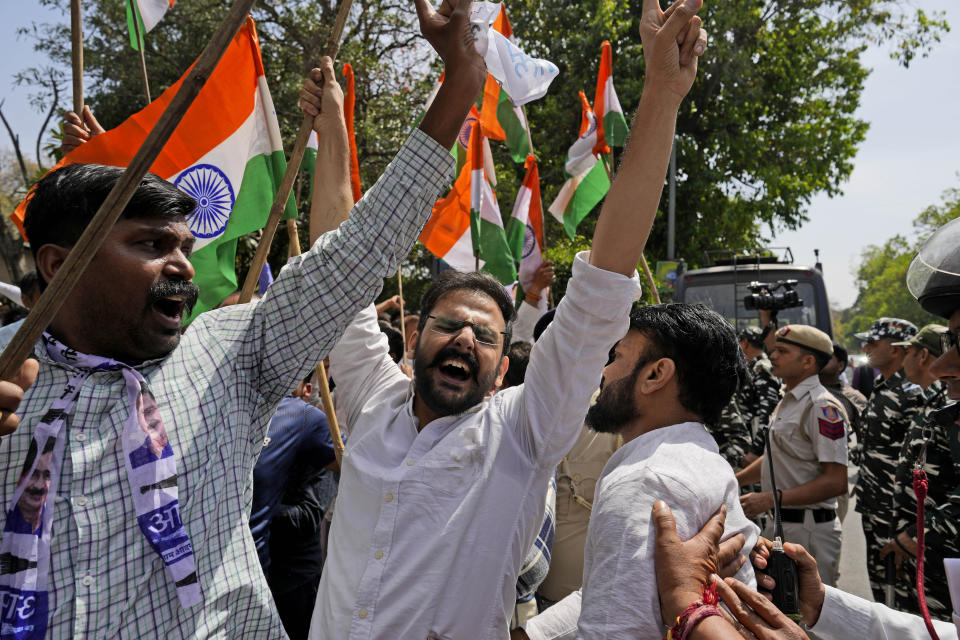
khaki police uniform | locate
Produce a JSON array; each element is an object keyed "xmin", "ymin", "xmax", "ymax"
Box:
[
  {"xmin": 537, "ymin": 423, "xmax": 618, "ymax": 604},
  {"xmin": 760, "ymin": 326, "xmax": 850, "ymax": 587}
]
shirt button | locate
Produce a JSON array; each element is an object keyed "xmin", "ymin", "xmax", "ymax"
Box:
[
  {"xmin": 75, "ymin": 433, "xmax": 86, "ymax": 442},
  {"xmin": 384, "ymin": 493, "xmax": 394, "ymax": 503},
  {"xmin": 406, "ymin": 460, "xmax": 414, "ymax": 466},
  {"xmin": 358, "ymin": 609, "xmax": 368, "ymax": 619},
  {"xmin": 80, "ymin": 575, "xmax": 94, "ymax": 587},
  {"xmin": 573, "ymin": 474, "xmax": 582, "ymax": 482},
  {"xmin": 375, "ymin": 550, "xmax": 384, "ymax": 560},
  {"xmin": 75, "ymin": 496, "xmax": 88, "ymax": 507}
]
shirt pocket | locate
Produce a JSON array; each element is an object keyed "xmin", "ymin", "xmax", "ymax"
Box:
[
  {"xmin": 409, "ymin": 426, "xmax": 484, "ymax": 499},
  {"xmin": 556, "ymin": 460, "xmax": 601, "ymax": 517},
  {"xmin": 771, "ymin": 420, "xmax": 813, "ymax": 462}
]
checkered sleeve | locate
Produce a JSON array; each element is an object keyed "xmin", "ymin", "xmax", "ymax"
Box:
[{"xmin": 245, "ymin": 129, "xmax": 453, "ymax": 413}]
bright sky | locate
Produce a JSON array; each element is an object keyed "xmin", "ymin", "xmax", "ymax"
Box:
[{"xmin": 2, "ymin": 2, "xmax": 958, "ymax": 310}]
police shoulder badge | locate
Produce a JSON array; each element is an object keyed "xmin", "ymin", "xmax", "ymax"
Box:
[{"xmin": 817, "ymin": 405, "xmax": 844, "ymax": 440}]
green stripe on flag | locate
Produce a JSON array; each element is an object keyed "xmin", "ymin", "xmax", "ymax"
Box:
[
  {"xmin": 603, "ymin": 110, "xmax": 629, "ymax": 148},
  {"xmin": 562, "ymin": 161, "xmax": 610, "ymax": 239},
  {"xmin": 479, "ymin": 218, "xmax": 518, "ymax": 285},
  {"xmin": 505, "ymin": 213, "xmax": 525, "ymax": 262},
  {"xmin": 497, "ymin": 91, "xmax": 529, "ymax": 164},
  {"xmin": 187, "ymin": 149, "xmax": 297, "ymax": 321},
  {"xmin": 125, "ymin": 0, "xmax": 147, "ymax": 51}
]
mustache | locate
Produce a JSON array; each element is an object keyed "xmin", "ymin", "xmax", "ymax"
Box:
[
  {"xmin": 430, "ymin": 346, "xmax": 479, "ymax": 377},
  {"xmin": 24, "ymin": 488, "xmax": 46, "ymax": 497},
  {"xmin": 146, "ymin": 280, "xmax": 200, "ymax": 314}
]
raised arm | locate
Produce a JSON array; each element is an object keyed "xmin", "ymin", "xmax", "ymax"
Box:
[{"xmin": 590, "ymin": 0, "xmax": 708, "ymax": 276}]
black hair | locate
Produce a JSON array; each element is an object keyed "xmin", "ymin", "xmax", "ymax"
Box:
[
  {"xmin": 502, "ymin": 341, "xmax": 532, "ymax": 388},
  {"xmin": 532, "ymin": 309, "xmax": 556, "ymax": 343},
  {"xmin": 628, "ymin": 303, "xmax": 747, "ymax": 425},
  {"xmin": 379, "ymin": 322, "xmax": 405, "ymax": 363},
  {"xmin": 832, "ymin": 342, "xmax": 848, "ymax": 367},
  {"xmin": 812, "ymin": 350, "xmax": 831, "ymax": 372},
  {"xmin": 19, "ymin": 436, "xmax": 57, "ymax": 480},
  {"xmin": 17, "ymin": 272, "xmax": 39, "ymax": 301},
  {"xmin": 23, "ymin": 164, "xmax": 196, "ymax": 287},
  {"xmin": 417, "ymin": 270, "xmax": 516, "ymax": 351}
]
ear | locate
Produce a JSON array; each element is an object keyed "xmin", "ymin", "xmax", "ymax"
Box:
[
  {"xmin": 408, "ymin": 329, "xmax": 419, "ymax": 351},
  {"xmin": 494, "ymin": 355, "xmax": 510, "ymax": 388},
  {"xmin": 637, "ymin": 358, "xmax": 676, "ymax": 395},
  {"xmin": 303, "ymin": 382, "xmax": 313, "ymax": 397},
  {"xmin": 35, "ymin": 244, "xmax": 70, "ymax": 285}
]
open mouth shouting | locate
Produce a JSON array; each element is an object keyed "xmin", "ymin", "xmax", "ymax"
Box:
[
  {"xmin": 432, "ymin": 348, "xmax": 479, "ymax": 388},
  {"xmin": 147, "ymin": 280, "xmax": 199, "ymax": 330}
]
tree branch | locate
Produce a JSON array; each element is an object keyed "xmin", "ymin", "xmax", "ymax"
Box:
[
  {"xmin": 0, "ymin": 102, "xmax": 30, "ymax": 188},
  {"xmin": 36, "ymin": 70, "xmax": 61, "ymax": 172}
]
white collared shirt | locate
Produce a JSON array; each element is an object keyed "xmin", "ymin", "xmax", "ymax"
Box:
[
  {"xmin": 524, "ymin": 422, "xmax": 759, "ymax": 640},
  {"xmin": 309, "ymin": 253, "xmax": 640, "ymax": 640},
  {"xmin": 811, "ymin": 585, "xmax": 958, "ymax": 639}
]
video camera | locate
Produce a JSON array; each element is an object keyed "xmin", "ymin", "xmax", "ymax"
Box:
[{"xmin": 743, "ymin": 280, "xmax": 803, "ymax": 312}]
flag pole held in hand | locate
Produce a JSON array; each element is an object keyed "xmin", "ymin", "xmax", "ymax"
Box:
[
  {"xmin": 237, "ymin": 0, "xmax": 356, "ymax": 304},
  {"xmin": 71, "ymin": 0, "xmax": 84, "ymax": 114},
  {"xmin": 0, "ymin": 0, "xmax": 258, "ymax": 383}
]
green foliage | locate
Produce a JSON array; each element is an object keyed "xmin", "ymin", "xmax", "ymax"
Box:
[
  {"xmin": 13, "ymin": 0, "xmax": 949, "ymax": 305},
  {"xmin": 835, "ymin": 182, "xmax": 960, "ymax": 350}
]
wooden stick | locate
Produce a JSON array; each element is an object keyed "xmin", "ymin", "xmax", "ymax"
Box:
[
  {"xmin": 397, "ymin": 263, "xmax": 407, "ymax": 357},
  {"xmin": 70, "ymin": 0, "xmax": 83, "ymax": 114},
  {"xmin": 521, "ymin": 104, "xmax": 534, "ymax": 157},
  {"xmin": 237, "ymin": 0, "xmax": 355, "ymax": 304},
  {"xmin": 130, "ymin": 4, "xmax": 153, "ymax": 105},
  {"xmin": 286, "ymin": 219, "xmax": 301, "ymax": 257},
  {"xmin": 600, "ymin": 152, "xmax": 661, "ymax": 304},
  {"xmin": 0, "ymin": 0, "xmax": 257, "ymax": 382},
  {"xmin": 316, "ymin": 362, "xmax": 345, "ymax": 464}
]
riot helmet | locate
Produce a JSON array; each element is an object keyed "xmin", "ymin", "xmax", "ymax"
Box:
[{"xmin": 907, "ymin": 217, "xmax": 960, "ymax": 319}]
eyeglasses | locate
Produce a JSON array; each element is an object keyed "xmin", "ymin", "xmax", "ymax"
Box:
[
  {"xmin": 940, "ymin": 329, "xmax": 960, "ymax": 356},
  {"xmin": 426, "ymin": 314, "xmax": 507, "ymax": 347}
]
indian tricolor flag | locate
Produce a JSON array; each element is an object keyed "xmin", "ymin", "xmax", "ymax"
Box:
[
  {"xmin": 127, "ymin": 0, "xmax": 176, "ymax": 50},
  {"xmin": 507, "ymin": 156, "xmax": 545, "ymax": 295},
  {"xmin": 419, "ymin": 108, "xmax": 517, "ymax": 285},
  {"xmin": 13, "ymin": 18, "xmax": 296, "ymax": 321},
  {"xmin": 593, "ymin": 41, "xmax": 629, "ymax": 155},
  {"xmin": 479, "ymin": 4, "xmax": 529, "ymax": 164},
  {"xmin": 548, "ymin": 91, "xmax": 611, "ymax": 239}
]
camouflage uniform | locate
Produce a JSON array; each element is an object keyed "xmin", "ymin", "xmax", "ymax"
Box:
[
  {"xmin": 705, "ymin": 397, "xmax": 753, "ymax": 469},
  {"xmin": 822, "ymin": 382, "xmax": 867, "ymax": 442},
  {"xmin": 893, "ymin": 381, "xmax": 953, "ymax": 618},
  {"xmin": 738, "ymin": 353, "xmax": 782, "ymax": 455},
  {"xmin": 854, "ymin": 368, "xmax": 924, "ymax": 603}
]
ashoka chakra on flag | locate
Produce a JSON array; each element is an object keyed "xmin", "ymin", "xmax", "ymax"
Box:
[{"xmin": 175, "ymin": 163, "xmax": 236, "ymax": 239}]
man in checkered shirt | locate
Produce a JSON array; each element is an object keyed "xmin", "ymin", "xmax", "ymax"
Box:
[{"xmin": 0, "ymin": 2, "xmax": 482, "ymax": 636}]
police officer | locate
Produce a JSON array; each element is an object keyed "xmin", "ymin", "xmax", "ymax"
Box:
[
  {"xmin": 705, "ymin": 397, "xmax": 753, "ymax": 469},
  {"xmin": 736, "ymin": 324, "xmax": 849, "ymax": 586},
  {"xmin": 883, "ymin": 324, "xmax": 952, "ymax": 617},
  {"xmin": 736, "ymin": 326, "xmax": 783, "ymax": 465},
  {"xmin": 853, "ymin": 316, "xmax": 924, "ymax": 604}
]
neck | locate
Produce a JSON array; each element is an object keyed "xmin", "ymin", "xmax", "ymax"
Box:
[
  {"xmin": 784, "ymin": 371, "xmax": 816, "ymax": 392},
  {"xmin": 878, "ymin": 361, "xmax": 902, "ymax": 380},
  {"xmin": 412, "ymin": 393, "xmax": 441, "ymax": 432},
  {"xmin": 619, "ymin": 407, "xmax": 701, "ymax": 444},
  {"xmin": 917, "ymin": 372, "xmax": 938, "ymax": 390},
  {"xmin": 819, "ymin": 373, "xmax": 840, "ymax": 387}
]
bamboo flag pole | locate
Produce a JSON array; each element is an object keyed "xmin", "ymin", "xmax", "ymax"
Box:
[
  {"xmin": 0, "ymin": 0, "xmax": 257, "ymax": 383},
  {"xmin": 129, "ymin": 1, "xmax": 153, "ymax": 105},
  {"xmin": 71, "ymin": 0, "xmax": 83, "ymax": 114},
  {"xmin": 600, "ymin": 153, "xmax": 661, "ymax": 304},
  {"xmin": 237, "ymin": 0, "xmax": 355, "ymax": 304},
  {"xmin": 519, "ymin": 103, "xmax": 554, "ymax": 308},
  {"xmin": 397, "ymin": 264, "xmax": 407, "ymax": 357},
  {"xmin": 316, "ymin": 362, "xmax": 344, "ymax": 463},
  {"xmin": 286, "ymin": 219, "xmax": 301, "ymax": 257}
]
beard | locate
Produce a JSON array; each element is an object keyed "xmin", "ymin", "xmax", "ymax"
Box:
[
  {"xmin": 585, "ymin": 369, "xmax": 641, "ymax": 434},
  {"xmin": 414, "ymin": 344, "xmax": 498, "ymax": 417}
]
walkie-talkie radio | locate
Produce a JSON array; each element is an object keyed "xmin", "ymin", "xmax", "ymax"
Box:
[{"xmin": 765, "ymin": 433, "xmax": 801, "ymax": 619}]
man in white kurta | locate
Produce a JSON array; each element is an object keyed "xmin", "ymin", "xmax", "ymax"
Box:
[{"xmin": 312, "ymin": 256, "xmax": 639, "ymax": 639}]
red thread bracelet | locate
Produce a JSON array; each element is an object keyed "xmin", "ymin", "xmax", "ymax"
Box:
[{"xmin": 668, "ymin": 583, "xmax": 722, "ymax": 640}]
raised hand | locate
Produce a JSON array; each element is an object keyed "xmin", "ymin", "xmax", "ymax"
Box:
[
  {"xmin": 62, "ymin": 106, "xmax": 105, "ymax": 155},
  {"xmin": 0, "ymin": 358, "xmax": 39, "ymax": 438},
  {"xmin": 414, "ymin": 0, "xmax": 485, "ymax": 89},
  {"xmin": 640, "ymin": 0, "xmax": 709, "ymax": 104},
  {"xmin": 299, "ymin": 56, "xmax": 346, "ymax": 134}
]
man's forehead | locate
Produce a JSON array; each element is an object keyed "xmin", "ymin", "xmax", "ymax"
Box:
[
  {"xmin": 118, "ymin": 216, "xmax": 194, "ymax": 238},
  {"xmin": 434, "ymin": 290, "xmax": 504, "ymax": 322}
]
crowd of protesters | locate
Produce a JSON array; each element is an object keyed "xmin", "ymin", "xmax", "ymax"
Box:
[{"xmin": 0, "ymin": 0, "xmax": 958, "ymax": 638}]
